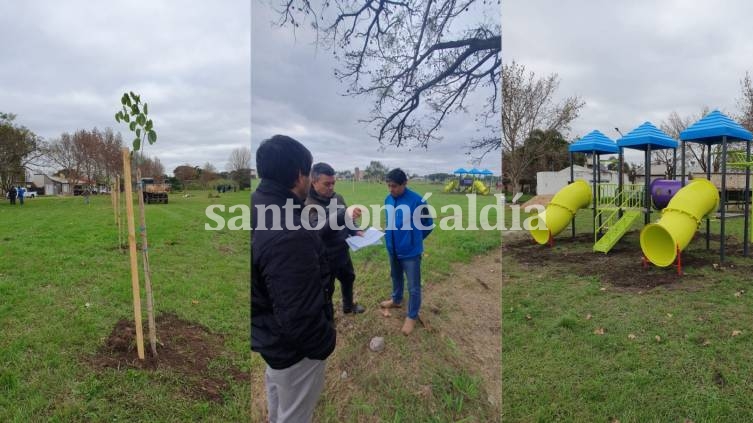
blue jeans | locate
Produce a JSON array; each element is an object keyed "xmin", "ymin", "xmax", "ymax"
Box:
[{"xmin": 388, "ymin": 255, "xmax": 422, "ymax": 319}]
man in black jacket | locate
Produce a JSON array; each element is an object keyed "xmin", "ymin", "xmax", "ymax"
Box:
[
  {"xmin": 305, "ymin": 162, "xmax": 366, "ymax": 314},
  {"xmin": 252, "ymin": 135, "xmax": 336, "ymax": 422}
]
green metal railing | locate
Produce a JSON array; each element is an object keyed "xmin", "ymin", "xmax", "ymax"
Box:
[{"xmin": 594, "ymin": 183, "xmax": 645, "ymax": 243}]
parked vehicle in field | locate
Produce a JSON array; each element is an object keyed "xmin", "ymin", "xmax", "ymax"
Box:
[{"xmin": 140, "ymin": 178, "xmax": 169, "ymax": 204}]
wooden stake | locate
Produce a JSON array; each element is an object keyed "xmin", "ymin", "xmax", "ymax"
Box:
[
  {"xmin": 116, "ymin": 177, "xmax": 123, "ymax": 252},
  {"xmin": 122, "ymin": 148, "xmax": 145, "ymax": 360},
  {"xmin": 136, "ymin": 168, "xmax": 158, "ymax": 357},
  {"xmin": 111, "ymin": 181, "xmax": 117, "ymax": 224}
]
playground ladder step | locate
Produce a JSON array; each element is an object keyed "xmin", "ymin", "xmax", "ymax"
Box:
[{"xmin": 593, "ymin": 210, "xmax": 642, "ymax": 253}]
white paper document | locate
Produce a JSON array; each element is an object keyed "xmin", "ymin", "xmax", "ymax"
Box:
[{"xmin": 346, "ymin": 227, "xmax": 385, "ymax": 252}]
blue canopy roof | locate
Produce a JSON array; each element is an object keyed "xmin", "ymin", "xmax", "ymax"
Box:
[
  {"xmin": 480, "ymin": 169, "xmax": 494, "ymax": 175},
  {"xmin": 680, "ymin": 110, "xmax": 752, "ymax": 144},
  {"xmin": 617, "ymin": 121, "xmax": 678, "ymax": 151},
  {"xmin": 467, "ymin": 168, "xmax": 481, "ymax": 175},
  {"xmin": 453, "ymin": 168, "xmax": 468, "ymax": 174},
  {"xmin": 568, "ymin": 130, "xmax": 619, "ymax": 154}
]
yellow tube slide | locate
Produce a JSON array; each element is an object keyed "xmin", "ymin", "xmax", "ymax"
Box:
[
  {"xmin": 529, "ymin": 180, "xmax": 592, "ymax": 245},
  {"xmin": 640, "ymin": 178, "xmax": 719, "ymax": 267},
  {"xmin": 473, "ymin": 180, "xmax": 490, "ymax": 195}
]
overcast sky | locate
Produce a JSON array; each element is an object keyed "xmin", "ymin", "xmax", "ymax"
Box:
[
  {"xmin": 0, "ymin": 1, "xmax": 250, "ymax": 175},
  {"xmin": 251, "ymin": 1, "xmax": 501, "ymax": 176},
  {"xmin": 504, "ymin": 0, "xmax": 753, "ymax": 164}
]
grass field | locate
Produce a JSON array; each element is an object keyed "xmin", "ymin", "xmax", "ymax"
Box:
[
  {"xmin": 502, "ymin": 204, "xmax": 753, "ymax": 422},
  {"xmin": 250, "ymin": 180, "xmax": 503, "ymax": 422},
  {"xmin": 0, "ymin": 191, "xmax": 250, "ymax": 421}
]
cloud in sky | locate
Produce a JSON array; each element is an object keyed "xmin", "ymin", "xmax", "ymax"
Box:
[
  {"xmin": 504, "ymin": 0, "xmax": 753, "ymax": 163},
  {"xmin": 0, "ymin": 1, "xmax": 250, "ymax": 175}
]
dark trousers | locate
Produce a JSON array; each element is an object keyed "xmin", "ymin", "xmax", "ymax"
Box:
[{"xmin": 330, "ymin": 256, "xmax": 356, "ymax": 310}]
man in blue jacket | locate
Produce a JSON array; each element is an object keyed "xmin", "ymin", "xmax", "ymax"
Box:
[
  {"xmin": 17, "ymin": 186, "xmax": 25, "ymax": 206},
  {"xmin": 379, "ymin": 168, "xmax": 434, "ymax": 335}
]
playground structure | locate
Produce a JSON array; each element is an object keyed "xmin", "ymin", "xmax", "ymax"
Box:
[
  {"xmin": 444, "ymin": 167, "xmax": 493, "ymax": 195},
  {"xmin": 528, "ymin": 110, "xmax": 753, "ymax": 273},
  {"xmin": 640, "ymin": 178, "xmax": 719, "ymax": 267},
  {"xmin": 529, "ymin": 180, "xmax": 591, "ymax": 245}
]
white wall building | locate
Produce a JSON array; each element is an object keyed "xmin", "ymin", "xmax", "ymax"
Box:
[{"xmin": 536, "ymin": 165, "xmax": 626, "ymax": 195}]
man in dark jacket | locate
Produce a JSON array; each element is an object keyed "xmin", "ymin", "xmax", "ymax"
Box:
[
  {"xmin": 8, "ymin": 186, "xmax": 17, "ymax": 205},
  {"xmin": 305, "ymin": 162, "xmax": 366, "ymax": 315},
  {"xmin": 252, "ymin": 135, "xmax": 336, "ymax": 422}
]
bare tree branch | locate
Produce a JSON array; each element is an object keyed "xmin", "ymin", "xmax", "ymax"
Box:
[{"xmin": 273, "ymin": 0, "xmax": 500, "ymax": 150}]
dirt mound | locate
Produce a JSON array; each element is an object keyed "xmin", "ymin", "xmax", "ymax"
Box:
[
  {"xmin": 521, "ymin": 194, "xmax": 553, "ymax": 209},
  {"xmin": 88, "ymin": 313, "xmax": 248, "ymax": 402}
]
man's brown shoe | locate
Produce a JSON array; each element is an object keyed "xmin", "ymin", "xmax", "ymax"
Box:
[{"xmin": 379, "ymin": 299, "xmax": 401, "ymax": 309}]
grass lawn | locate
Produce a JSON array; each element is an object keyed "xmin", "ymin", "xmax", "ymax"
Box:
[
  {"xmin": 250, "ymin": 180, "xmax": 503, "ymax": 422},
  {"xmin": 0, "ymin": 190, "xmax": 250, "ymax": 421},
  {"xmin": 502, "ymin": 204, "xmax": 753, "ymax": 422}
]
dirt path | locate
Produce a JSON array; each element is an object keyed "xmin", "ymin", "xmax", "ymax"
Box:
[
  {"xmin": 422, "ymin": 246, "xmax": 502, "ymax": 407},
  {"xmin": 250, "ymin": 247, "xmax": 503, "ymax": 421}
]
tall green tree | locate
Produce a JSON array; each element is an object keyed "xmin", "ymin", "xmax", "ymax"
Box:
[
  {"xmin": 363, "ymin": 160, "xmax": 389, "ymax": 182},
  {"xmin": 0, "ymin": 113, "xmax": 42, "ymax": 192}
]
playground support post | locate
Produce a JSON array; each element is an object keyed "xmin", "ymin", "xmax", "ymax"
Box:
[
  {"xmin": 644, "ymin": 145, "xmax": 652, "ymax": 225},
  {"xmin": 681, "ymin": 140, "xmax": 686, "ymax": 186},
  {"xmin": 570, "ymin": 153, "xmax": 576, "ymax": 239},
  {"xmin": 597, "ymin": 151, "xmax": 603, "ymax": 237},
  {"xmin": 122, "ymin": 148, "xmax": 145, "ymax": 360},
  {"xmin": 706, "ymin": 145, "xmax": 712, "ymax": 251},
  {"xmin": 745, "ymin": 140, "xmax": 751, "ymax": 257},
  {"xmin": 618, "ymin": 148, "xmax": 624, "ymax": 219},
  {"xmin": 721, "ymin": 136, "xmax": 728, "ymax": 264},
  {"xmin": 592, "ymin": 152, "xmax": 597, "ymax": 240},
  {"xmin": 672, "ymin": 148, "xmax": 677, "ymax": 179}
]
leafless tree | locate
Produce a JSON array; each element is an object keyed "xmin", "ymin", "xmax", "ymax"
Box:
[
  {"xmin": 274, "ymin": 0, "xmax": 500, "ymax": 150},
  {"xmin": 200, "ymin": 162, "xmax": 218, "ymax": 188},
  {"xmin": 47, "ymin": 132, "xmax": 84, "ymax": 189},
  {"xmin": 228, "ymin": 147, "xmax": 252, "ymax": 189},
  {"xmin": 98, "ymin": 128, "xmax": 124, "ymax": 184},
  {"xmin": 500, "ymin": 61, "xmax": 584, "ymax": 193},
  {"xmin": 135, "ymin": 154, "xmax": 165, "ymax": 182},
  {"xmin": 737, "ymin": 71, "xmax": 753, "ymax": 133},
  {"xmin": 659, "ymin": 107, "xmax": 720, "ymax": 175},
  {"xmin": 228, "ymin": 147, "xmax": 251, "ymax": 172}
]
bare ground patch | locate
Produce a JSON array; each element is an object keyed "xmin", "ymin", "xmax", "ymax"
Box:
[
  {"xmin": 88, "ymin": 313, "xmax": 248, "ymax": 403},
  {"xmin": 422, "ymin": 247, "xmax": 502, "ymax": 408},
  {"xmin": 503, "ymin": 230, "xmax": 746, "ymax": 291}
]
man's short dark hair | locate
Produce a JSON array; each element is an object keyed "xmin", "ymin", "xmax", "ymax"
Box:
[
  {"xmin": 311, "ymin": 162, "xmax": 335, "ymax": 181},
  {"xmin": 256, "ymin": 135, "xmax": 313, "ymax": 188},
  {"xmin": 386, "ymin": 168, "xmax": 407, "ymax": 185}
]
